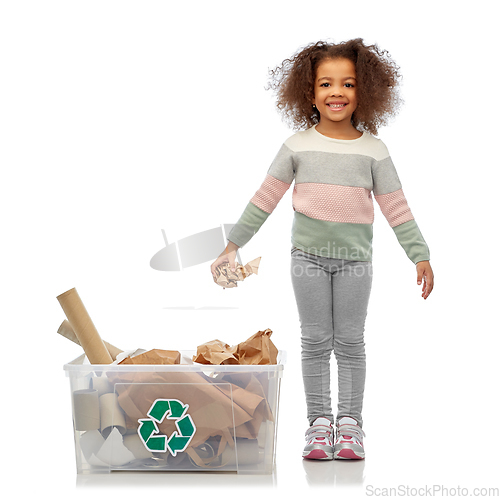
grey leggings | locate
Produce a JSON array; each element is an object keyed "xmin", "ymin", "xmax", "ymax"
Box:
[{"xmin": 290, "ymin": 247, "xmax": 373, "ymax": 427}]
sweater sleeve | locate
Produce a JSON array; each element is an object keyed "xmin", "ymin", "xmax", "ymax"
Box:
[
  {"xmin": 371, "ymin": 142, "xmax": 430, "ymax": 264},
  {"xmin": 227, "ymin": 143, "xmax": 295, "ymax": 247}
]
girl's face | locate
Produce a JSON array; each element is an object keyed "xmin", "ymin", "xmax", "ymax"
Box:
[{"xmin": 312, "ymin": 57, "xmax": 358, "ymax": 129}]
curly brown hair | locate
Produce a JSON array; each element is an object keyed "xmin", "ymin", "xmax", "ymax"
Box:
[{"xmin": 266, "ymin": 38, "xmax": 404, "ymax": 136}]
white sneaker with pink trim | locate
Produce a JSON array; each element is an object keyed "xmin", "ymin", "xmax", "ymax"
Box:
[
  {"xmin": 334, "ymin": 416, "xmax": 366, "ymax": 460},
  {"xmin": 302, "ymin": 417, "xmax": 334, "ymax": 460}
]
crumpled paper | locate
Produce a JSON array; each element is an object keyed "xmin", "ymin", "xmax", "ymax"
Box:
[
  {"xmin": 193, "ymin": 329, "xmax": 278, "ymax": 365},
  {"xmin": 214, "ymin": 257, "xmax": 261, "ymax": 288},
  {"xmin": 192, "ymin": 340, "xmax": 239, "ymax": 365},
  {"xmin": 118, "ymin": 349, "xmax": 181, "ymax": 365}
]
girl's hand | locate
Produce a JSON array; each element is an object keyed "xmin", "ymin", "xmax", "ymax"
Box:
[
  {"xmin": 416, "ymin": 260, "xmax": 434, "ymax": 299},
  {"xmin": 210, "ymin": 241, "xmax": 240, "ymax": 282}
]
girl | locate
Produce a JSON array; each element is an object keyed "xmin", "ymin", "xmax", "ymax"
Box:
[{"xmin": 210, "ymin": 39, "xmax": 434, "ymax": 461}]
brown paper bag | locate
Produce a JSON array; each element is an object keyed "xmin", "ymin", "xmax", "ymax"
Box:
[
  {"xmin": 193, "ymin": 329, "xmax": 278, "ymax": 365},
  {"xmin": 232, "ymin": 329, "xmax": 278, "ymax": 365}
]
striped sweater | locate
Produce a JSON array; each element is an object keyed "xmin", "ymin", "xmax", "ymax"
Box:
[{"xmin": 227, "ymin": 124, "xmax": 430, "ymax": 264}]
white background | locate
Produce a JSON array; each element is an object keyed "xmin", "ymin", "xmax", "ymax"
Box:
[{"xmin": 2, "ymin": 0, "xmax": 499, "ymax": 497}]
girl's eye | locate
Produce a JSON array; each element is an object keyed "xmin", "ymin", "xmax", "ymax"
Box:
[{"xmin": 319, "ymin": 82, "xmax": 354, "ymax": 88}]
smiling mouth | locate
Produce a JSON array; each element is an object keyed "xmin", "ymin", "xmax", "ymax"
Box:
[{"xmin": 327, "ymin": 103, "xmax": 347, "ymax": 109}]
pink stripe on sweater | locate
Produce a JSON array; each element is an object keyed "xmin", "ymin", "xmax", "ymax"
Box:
[
  {"xmin": 250, "ymin": 174, "xmax": 291, "ymax": 214},
  {"xmin": 292, "ymin": 183, "xmax": 374, "ymax": 224},
  {"xmin": 374, "ymin": 188, "xmax": 414, "ymax": 227}
]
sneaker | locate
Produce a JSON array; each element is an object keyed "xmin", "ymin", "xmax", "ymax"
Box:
[
  {"xmin": 302, "ymin": 417, "xmax": 334, "ymax": 460},
  {"xmin": 334, "ymin": 416, "xmax": 365, "ymax": 460}
]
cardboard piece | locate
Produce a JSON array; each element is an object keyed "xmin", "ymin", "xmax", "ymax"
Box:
[
  {"xmin": 193, "ymin": 329, "xmax": 278, "ymax": 365},
  {"xmin": 56, "ymin": 288, "xmax": 113, "ymax": 364},
  {"xmin": 214, "ymin": 257, "xmax": 261, "ymax": 288},
  {"xmin": 96, "ymin": 427, "xmax": 136, "ymax": 466},
  {"xmin": 79, "ymin": 430, "xmax": 153, "ymax": 467},
  {"xmin": 79, "ymin": 430, "xmax": 106, "ymax": 464},
  {"xmin": 58, "ymin": 319, "xmax": 123, "ymax": 361},
  {"xmin": 118, "ymin": 349, "xmax": 181, "ymax": 365}
]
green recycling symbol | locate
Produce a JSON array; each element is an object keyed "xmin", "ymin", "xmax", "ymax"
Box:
[{"xmin": 138, "ymin": 399, "xmax": 196, "ymax": 456}]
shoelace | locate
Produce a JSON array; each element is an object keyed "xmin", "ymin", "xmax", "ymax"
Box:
[
  {"xmin": 336, "ymin": 424, "xmax": 365, "ymax": 443},
  {"xmin": 305, "ymin": 424, "xmax": 333, "ymax": 443}
]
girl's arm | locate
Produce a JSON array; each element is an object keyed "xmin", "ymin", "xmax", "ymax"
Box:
[
  {"xmin": 211, "ymin": 142, "xmax": 295, "ymax": 280},
  {"xmin": 371, "ymin": 140, "xmax": 433, "ymax": 299},
  {"xmin": 226, "ymin": 143, "xmax": 295, "ymax": 248},
  {"xmin": 371, "ymin": 143, "xmax": 430, "ymax": 265}
]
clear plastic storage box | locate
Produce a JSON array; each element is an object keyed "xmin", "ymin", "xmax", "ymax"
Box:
[{"xmin": 64, "ymin": 351, "xmax": 285, "ymax": 474}]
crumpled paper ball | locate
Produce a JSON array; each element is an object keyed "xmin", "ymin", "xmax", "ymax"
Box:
[{"xmin": 214, "ymin": 257, "xmax": 261, "ymax": 289}]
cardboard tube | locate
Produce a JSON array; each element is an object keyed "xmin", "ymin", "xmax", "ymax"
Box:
[
  {"xmin": 102, "ymin": 341, "xmax": 122, "ymax": 361},
  {"xmin": 73, "ymin": 389, "xmax": 100, "ymax": 431},
  {"xmin": 99, "ymin": 393, "xmax": 126, "ymax": 438},
  {"xmin": 56, "ymin": 288, "xmax": 112, "ymax": 364},
  {"xmin": 90, "ymin": 375, "xmax": 113, "ymax": 397},
  {"xmin": 58, "ymin": 319, "xmax": 79, "ymax": 344},
  {"xmin": 58, "ymin": 319, "xmax": 123, "ymax": 361}
]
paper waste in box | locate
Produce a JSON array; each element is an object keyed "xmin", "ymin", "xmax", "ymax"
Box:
[
  {"xmin": 58, "ymin": 286, "xmax": 285, "ymax": 474},
  {"xmin": 64, "ymin": 351, "xmax": 285, "ymax": 474}
]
